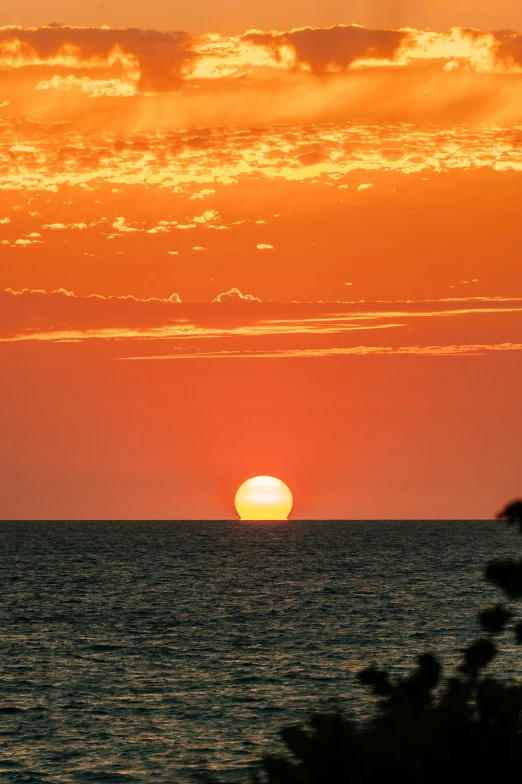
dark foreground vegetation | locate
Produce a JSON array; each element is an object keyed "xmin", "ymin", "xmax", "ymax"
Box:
[{"xmin": 215, "ymin": 500, "xmax": 522, "ymax": 784}]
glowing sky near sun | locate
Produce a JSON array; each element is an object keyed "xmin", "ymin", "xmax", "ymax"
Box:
[{"xmin": 0, "ymin": 1, "xmax": 521, "ymax": 520}]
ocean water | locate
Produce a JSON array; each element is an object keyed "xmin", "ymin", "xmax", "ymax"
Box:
[{"xmin": 1, "ymin": 520, "xmax": 521, "ymax": 783}]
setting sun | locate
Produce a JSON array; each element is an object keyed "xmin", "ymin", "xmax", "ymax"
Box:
[{"xmin": 235, "ymin": 476, "xmax": 293, "ymax": 521}]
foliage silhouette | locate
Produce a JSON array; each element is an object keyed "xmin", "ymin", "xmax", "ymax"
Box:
[{"xmin": 218, "ymin": 499, "xmax": 522, "ymax": 784}]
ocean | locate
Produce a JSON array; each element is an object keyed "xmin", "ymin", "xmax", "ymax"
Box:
[{"xmin": 1, "ymin": 520, "xmax": 521, "ymax": 783}]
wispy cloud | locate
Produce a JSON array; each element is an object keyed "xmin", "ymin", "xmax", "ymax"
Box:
[
  {"xmin": 450, "ymin": 278, "xmax": 480, "ymax": 289},
  {"xmin": 119, "ymin": 343, "xmax": 522, "ymax": 361},
  {"xmin": 1, "ymin": 291, "xmax": 520, "ymax": 351}
]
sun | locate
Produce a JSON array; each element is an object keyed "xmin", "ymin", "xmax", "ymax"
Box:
[{"xmin": 235, "ymin": 476, "xmax": 293, "ymax": 521}]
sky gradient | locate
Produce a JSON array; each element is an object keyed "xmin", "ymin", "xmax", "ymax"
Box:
[{"xmin": 1, "ymin": 2, "xmax": 521, "ymax": 519}]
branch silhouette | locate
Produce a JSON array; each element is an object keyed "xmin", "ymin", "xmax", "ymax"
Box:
[{"xmin": 216, "ymin": 499, "xmax": 522, "ymax": 784}]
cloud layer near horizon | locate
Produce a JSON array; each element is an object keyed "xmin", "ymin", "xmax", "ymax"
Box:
[{"xmin": 2, "ymin": 287, "xmax": 521, "ymax": 362}]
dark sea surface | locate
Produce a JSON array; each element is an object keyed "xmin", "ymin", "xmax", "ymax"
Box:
[{"xmin": 1, "ymin": 520, "xmax": 521, "ymax": 783}]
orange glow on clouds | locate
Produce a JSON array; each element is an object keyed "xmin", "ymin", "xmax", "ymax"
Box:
[
  {"xmin": 3, "ymin": 23, "xmax": 522, "ymax": 129},
  {"xmin": 0, "ymin": 13, "xmax": 521, "ymax": 519}
]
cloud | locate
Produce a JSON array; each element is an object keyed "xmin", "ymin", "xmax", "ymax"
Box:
[
  {"xmin": 109, "ymin": 212, "xmax": 224, "ymax": 236},
  {"xmin": 256, "ymin": 244, "xmax": 273, "ymax": 250},
  {"xmin": 0, "ymin": 217, "xmax": 11, "ymax": 224},
  {"xmin": 0, "ymin": 23, "xmax": 512, "ymax": 92},
  {"xmin": 3, "ymin": 287, "xmax": 181, "ymax": 303},
  {"xmin": 192, "ymin": 209, "xmax": 219, "ymax": 224},
  {"xmin": 243, "ymin": 26, "xmax": 522, "ymax": 77},
  {"xmin": 120, "ymin": 343, "xmax": 522, "ymax": 361},
  {"xmin": 491, "ymin": 30, "xmax": 522, "ymax": 70},
  {"xmin": 36, "ymin": 74, "xmax": 138, "ymax": 98},
  {"xmin": 213, "ymin": 288, "xmax": 262, "ymax": 303},
  {"xmin": 51, "ymin": 287, "xmax": 75, "ymax": 297},
  {"xmin": 193, "ymin": 246, "xmax": 206, "ymax": 251},
  {"xmin": 42, "ymin": 222, "xmax": 88, "ymax": 230},
  {"xmin": 243, "ymin": 25, "xmax": 405, "ymax": 74},
  {"xmin": 357, "ymin": 183, "xmax": 375, "ymax": 191},
  {"xmin": 450, "ymin": 278, "xmax": 480, "ymax": 289},
  {"xmin": 189, "ymin": 188, "xmax": 216, "ymax": 200},
  {"xmin": 6, "ymin": 118, "xmax": 522, "ymax": 195},
  {"xmin": 0, "ymin": 26, "xmax": 196, "ymax": 93},
  {"xmin": 146, "ymin": 226, "xmax": 169, "ymax": 234},
  {"xmin": 4, "ymin": 287, "xmax": 47, "ymax": 295},
  {"xmin": 112, "ymin": 217, "xmax": 137, "ymax": 233},
  {"xmin": 1, "ymin": 291, "xmax": 521, "ymax": 347},
  {"xmin": 1, "ymin": 23, "xmax": 522, "ymax": 136}
]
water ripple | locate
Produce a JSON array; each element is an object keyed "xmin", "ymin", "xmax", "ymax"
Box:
[{"xmin": 0, "ymin": 520, "xmax": 519, "ymax": 782}]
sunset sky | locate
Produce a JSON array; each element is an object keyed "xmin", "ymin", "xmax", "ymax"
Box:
[{"xmin": 1, "ymin": 0, "xmax": 521, "ymax": 519}]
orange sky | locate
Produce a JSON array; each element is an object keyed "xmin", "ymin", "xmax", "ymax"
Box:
[
  {"xmin": 1, "ymin": 6, "xmax": 521, "ymax": 519},
  {"xmin": 4, "ymin": 0, "xmax": 522, "ymax": 35}
]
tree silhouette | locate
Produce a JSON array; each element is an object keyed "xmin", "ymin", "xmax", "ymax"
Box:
[{"xmin": 222, "ymin": 499, "xmax": 522, "ymax": 784}]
